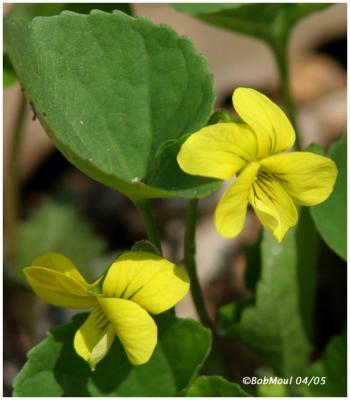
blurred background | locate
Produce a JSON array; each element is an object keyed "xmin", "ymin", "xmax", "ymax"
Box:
[{"xmin": 3, "ymin": 3, "xmax": 347, "ymax": 396}]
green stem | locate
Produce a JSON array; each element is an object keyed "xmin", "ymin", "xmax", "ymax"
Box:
[
  {"xmin": 5, "ymin": 92, "xmax": 27, "ymax": 262},
  {"xmin": 271, "ymin": 38, "xmax": 302, "ymax": 150},
  {"xmin": 134, "ymin": 199, "xmax": 162, "ymax": 255},
  {"xmin": 184, "ymin": 200, "xmax": 232, "ymax": 377},
  {"xmin": 184, "ymin": 199, "xmax": 213, "ymax": 330}
]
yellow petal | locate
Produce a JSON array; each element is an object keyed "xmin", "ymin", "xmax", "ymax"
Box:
[
  {"xmin": 250, "ymin": 170, "xmax": 298, "ymax": 242},
  {"xmin": 24, "ymin": 253, "xmax": 96, "ymax": 308},
  {"xmin": 177, "ymin": 122, "xmax": 257, "ymax": 180},
  {"xmin": 74, "ymin": 307, "xmax": 115, "ymax": 370},
  {"xmin": 102, "ymin": 251, "xmax": 189, "ymax": 314},
  {"xmin": 232, "ymin": 87, "xmax": 295, "ymax": 158},
  {"xmin": 33, "ymin": 252, "xmax": 89, "ymax": 286},
  {"xmin": 98, "ymin": 297, "xmax": 157, "ymax": 365},
  {"xmin": 261, "ymin": 152, "xmax": 338, "ymax": 205},
  {"xmin": 215, "ymin": 162, "xmax": 260, "ymax": 238}
]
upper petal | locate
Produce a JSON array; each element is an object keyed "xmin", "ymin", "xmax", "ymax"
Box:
[
  {"xmin": 32, "ymin": 252, "xmax": 89, "ymax": 286},
  {"xmin": 232, "ymin": 87, "xmax": 295, "ymax": 158},
  {"xmin": 98, "ymin": 297, "xmax": 157, "ymax": 365},
  {"xmin": 24, "ymin": 252, "xmax": 96, "ymax": 308},
  {"xmin": 74, "ymin": 307, "xmax": 115, "ymax": 370},
  {"xmin": 250, "ymin": 171, "xmax": 298, "ymax": 242},
  {"xmin": 177, "ymin": 122, "xmax": 257, "ymax": 180},
  {"xmin": 215, "ymin": 162, "xmax": 260, "ymax": 238},
  {"xmin": 260, "ymin": 151, "xmax": 338, "ymax": 205},
  {"xmin": 102, "ymin": 251, "xmax": 189, "ymax": 314}
]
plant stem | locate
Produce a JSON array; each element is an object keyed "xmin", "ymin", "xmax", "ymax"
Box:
[
  {"xmin": 271, "ymin": 38, "xmax": 302, "ymax": 150},
  {"xmin": 184, "ymin": 199, "xmax": 233, "ymax": 378},
  {"xmin": 184, "ymin": 199, "xmax": 213, "ymax": 330},
  {"xmin": 5, "ymin": 91, "xmax": 27, "ymax": 262},
  {"xmin": 134, "ymin": 199, "xmax": 162, "ymax": 255}
]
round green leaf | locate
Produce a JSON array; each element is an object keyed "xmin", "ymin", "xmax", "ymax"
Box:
[
  {"xmin": 13, "ymin": 312, "xmax": 211, "ymax": 396},
  {"xmin": 311, "ymin": 134, "xmax": 347, "ymax": 260},
  {"xmin": 4, "ymin": 11, "xmax": 217, "ymax": 200}
]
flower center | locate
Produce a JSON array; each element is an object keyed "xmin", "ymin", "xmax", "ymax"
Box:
[{"xmin": 95, "ymin": 306, "xmax": 109, "ymax": 330}]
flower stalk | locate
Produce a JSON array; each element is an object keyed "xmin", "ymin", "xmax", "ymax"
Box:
[
  {"xmin": 270, "ymin": 37, "xmax": 302, "ymax": 150},
  {"xmin": 184, "ymin": 198, "xmax": 213, "ymax": 330},
  {"xmin": 134, "ymin": 199, "xmax": 162, "ymax": 255}
]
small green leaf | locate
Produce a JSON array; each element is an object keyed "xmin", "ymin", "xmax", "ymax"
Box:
[
  {"xmin": 12, "ymin": 200, "xmax": 106, "ymax": 283},
  {"xmin": 172, "ymin": 4, "xmax": 330, "ymax": 46},
  {"xmin": 218, "ymin": 208, "xmax": 318, "ymax": 376},
  {"xmin": 299, "ymin": 331, "xmax": 347, "ymax": 396},
  {"xmin": 13, "ymin": 312, "xmax": 211, "ymax": 396},
  {"xmin": 147, "ymin": 135, "xmax": 221, "ymax": 198},
  {"xmin": 5, "ymin": 11, "xmax": 217, "ymax": 201},
  {"xmin": 311, "ymin": 134, "xmax": 347, "ymax": 260},
  {"xmin": 185, "ymin": 376, "xmax": 249, "ymax": 396}
]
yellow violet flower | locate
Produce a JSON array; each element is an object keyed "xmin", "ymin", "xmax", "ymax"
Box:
[
  {"xmin": 177, "ymin": 87, "xmax": 338, "ymax": 242},
  {"xmin": 24, "ymin": 251, "xmax": 189, "ymax": 370}
]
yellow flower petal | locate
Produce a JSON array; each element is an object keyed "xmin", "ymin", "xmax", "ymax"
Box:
[
  {"xmin": 232, "ymin": 87, "xmax": 295, "ymax": 158},
  {"xmin": 250, "ymin": 171, "xmax": 298, "ymax": 242},
  {"xmin": 215, "ymin": 162, "xmax": 260, "ymax": 238},
  {"xmin": 98, "ymin": 297, "xmax": 157, "ymax": 365},
  {"xmin": 260, "ymin": 152, "xmax": 338, "ymax": 206},
  {"xmin": 74, "ymin": 307, "xmax": 115, "ymax": 370},
  {"xmin": 102, "ymin": 251, "xmax": 189, "ymax": 314},
  {"xmin": 177, "ymin": 122, "xmax": 257, "ymax": 180},
  {"xmin": 33, "ymin": 252, "xmax": 89, "ymax": 286},
  {"xmin": 24, "ymin": 253, "xmax": 96, "ymax": 308}
]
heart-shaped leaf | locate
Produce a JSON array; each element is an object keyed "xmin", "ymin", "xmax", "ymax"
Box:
[
  {"xmin": 13, "ymin": 312, "xmax": 211, "ymax": 396},
  {"xmin": 4, "ymin": 11, "xmax": 218, "ymax": 201}
]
